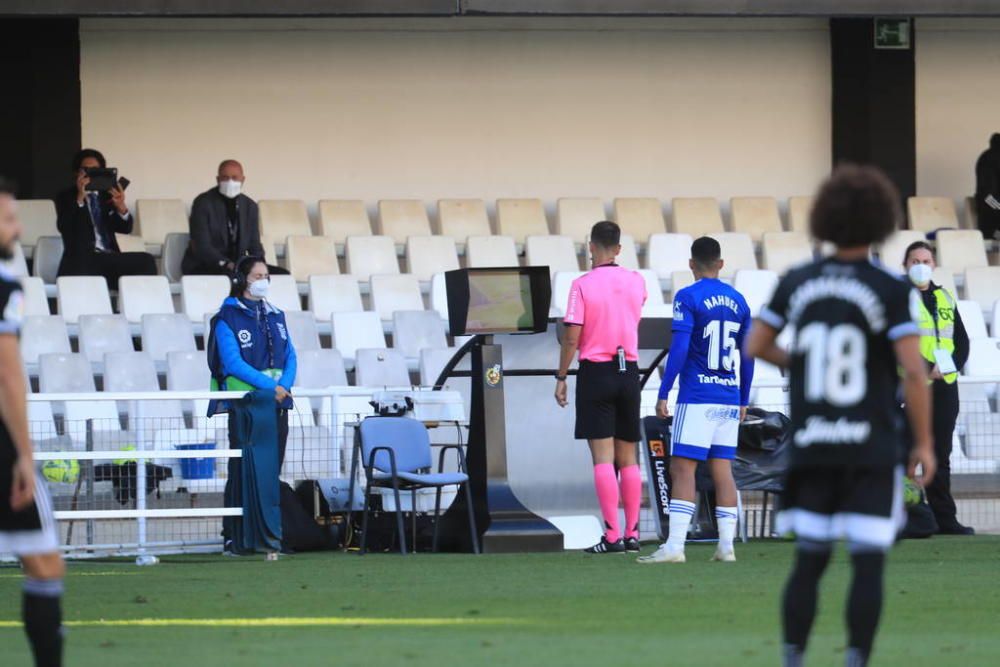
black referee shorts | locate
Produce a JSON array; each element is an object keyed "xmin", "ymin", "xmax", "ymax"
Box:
[{"xmin": 574, "ymin": 360, "xmax": 641, "ymax": 442}]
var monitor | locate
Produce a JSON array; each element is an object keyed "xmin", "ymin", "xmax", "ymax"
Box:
[{"xmin": 445, "ymin": 267, "xmax": 552, "ymax": 336}]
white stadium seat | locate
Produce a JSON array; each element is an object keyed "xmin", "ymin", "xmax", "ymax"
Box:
[
  {"xmin": 617, "ymin": 235, "xmax": 640, "ymax": 270},
  {"xmin": 308, "ymin": 274, "xmax": 364, "ymax": 319},
  {"xmin": 166, "ymin": 350, "xmax": 209, "ymax": 391},
  {"xmin": 78, "ymin": 314, "xmax": 134, "ymax": 369},
  {"xmin": 141, "ymin": 313, "xmax": 197, "ymax": 363},
  {"xmin": 710, "ymin": 232, "xmax": 757, "ymax": 278},
  {"xmin": 114, "ymin": 233, "xmax": 146, "ymax": 253},
  {"xmin": 466, "ymin": 235, "xmax": 518, "ymax": 268},
  {"xmin": 39, "ymin": 352, "xmax": 95, "ymax": 394},
  {"xmin": 671, "ymin": 270, "xmax": 696, "ymax": 295},
  {"xmin": 258, "ymin": 199, "xmax": 312, "ymax": 244},
  {"xmin": 931, "ymin": 268, "xmax": 958, "ymax": 302},
  {"xmin": 294, "ymin": 348, "xmax": 348, "ymax": 389},
  {"xmin": 370, "ymin": 274, "xmax": 424, "ymax": 321},
  {"xmin": 283, "ymin": 310, "xmax": 321, "ymax": 352},
  {"xmin": 965, "ymin": 338, "xmax": 1000, "ymax": 377},
  {"xmin": 429, "ymin": 272, "xmax": 450, "ymax": 322},
  {"xmin": 556, "ymin": 197, "xmax": 606, "ymax": 244},
  {"xmin": 733, "ymin": 269, "xmax": 779, "ymax": 317},
  {"xmin": 32, "ymin": 236, "xmax": 63, "ymax": 284},
  {"xmin": 672, "ymin": 198, "xmax": 724, "ymax": 236},
  {"xmin": 613, "ymin": 198, "xmax": 667, "ymax": 245},
  {"xmin": 135, "ymin": 198, "xmax": 188, "ymax": 245},
  {"xmin": 57, "ymin": 276, "xmax": 112, "ymax": 324},
  {"xmin": 406, "ymin": 236, "xmax": 460, "ymax": 282},
  {"xmin": 266, "ymin": 275, "xmax": 302, "ymax": 312},
  {"xmin": 20, "ymin": 316, "xmax": 71, "ymax": 367},
  {"xmin": 17, "ymin": 200, "xmax": 58, "ymax": 252},
  {"xmin": 392, "ymin": 310, "xmax": 448, "ymax": 359},
  {"xmin": 21, "ymin": 277, "xmax": 50, "ymax": 316},
  {"xmin": 645, "ymin": 233, "xmax": 694, "ymax": 280},
  {"xmin": 118, "ymin": 275, "xmax": 174, "ymax": 323},
  {"xmin": 907, "ymin": 196, "xmax": 959, "ymax": 233},
  {"xmin": 286, "ymin": 235, "xmax": 339, "ymax": 281},
  {"xmin": 180, "ymin": 275, "xmax": 230, "ymax": 323},
  {"xmin": 550, "ymin": 271, "xmax": 586, "ymax": 318},
  {"xmin": 345, "ymin": 235, "xmax": 399, "ymax": 282},
  {"xmin": 496, "ymin": 198, "xmax": 549, "ymax": 244},
  {"xmin": 525, "ymin": 235, "xmax": 579, "ymax": 276},
  {"xmin": 787, "ymin": 196, "xmax": 814, "ymax": 234},
  {"xmin": 437, "ymin": 199, "xmax": 491, "ymax": 239},
  {"xmin": 964, "ymin": 267, "xmax": 1000, "ymax": 314},
  {"xmin": 377, "ymin": 199, "xmax": 432, "ymax": 244},
  {"xmin": 761, "ymin": 231, "xmax": 812, "ymax": 275},
  {"xmin": 638, "ymin": 269, "xmax": 670, "ymax": 317},
  {"xmin": 318, "ymin": 199, "xmax": 372, "ymax": 245},
  {"xmin": 331, "ymin": 311, "xmax": 386, "ymax": 364},
  {"xmin": 877, "ymin": 230, "xmax": 926, "ymax": 271},
  {"xmin": 355, "ymin": 348, "xmax": 410, "ymax": 387},
  {"xmin": 936, "ymin": 229, "xmax": 988, "ymax": 275},
  {"xmin": 162, "ymin": 232, "xmax": 189, "ymax": 283},
  {"xmin": 730, "ymin": 196, "xmax": 782, "ymax": 240},
  {"xmin": 957, "ymin": 300, "xmax": 989, "ymax": 340}
]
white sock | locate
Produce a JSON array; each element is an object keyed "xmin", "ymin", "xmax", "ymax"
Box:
[
  {"xmin": 665, "ymin": 499, "xmax": 696, "ymax": 551},
  {"xmin": 716, "ymin": 506, "xmax": 738, "ymax": 552}
]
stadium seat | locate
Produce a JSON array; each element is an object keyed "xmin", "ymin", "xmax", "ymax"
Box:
[
  {"xmin": 294, "ymin": 348, "xmax": 348, "ymax": 389},
  {"xmin": 32, "ymin": 236, "xmax": 63, "ymax": 284},
  {"xmin": 964, "ymin": 338, "xmax": 1000, "ymax": 377},
  {"xmin": 730, "ymin": 197, "xmax": 782, "ymax": 240},
  {"xmin": 466, "ymin": 235, "xmax": 518, "ymax": 268},
  {"xmin": 38, "ymin": 353, "xmax": 124, "ymax": 448},
  {"xmin": 161, "ymin": 232, "xmax": 189, "ymax": 283},
  {"xmin": 931, "ymin": 267, "xmax": 958, "ymax": 299},
  {"xmin": 115, "ymin": 233, "xmax": 146, "ymax": 253},
  {"xmin": 429, "ymin": 272, "xmax": 449, "ymax": 322},
  {"xmin": 645, "ymin": 233, "xmax": 693, "ymax": 280},
  {"xmin": 371, "ymin": 274, "xmax": 424, "ymax": 321},
  {"xmin": 671, "ymin": 270, "xmax": 696, "ymax": 294},
  {"xmin": 135, "ymin": 199, "xmax": 188, "ymax": 245},
  {"xmin": 496, "ymin": 198, "xmax": 549, "ymax": 244},
  {"xmin": 20, "ymin": 315, "xmax": 71, "ymax": 367},
  {"xmin": 710, "ymin": 232, "xmax": 757, "ymax": 278},
  {"xmin": 20, "ymin": 277, "xmax": 50, "ymax": 316},
  {"xmin": 283, "ymin": 310, "xmax": 321, "ymax": 352},
  {"xmin": 166, "ymin": 350, "xmax": 209, "ymax": 391},
  {"xmin": 936, "ymin": 229, "xmax": 988, "ymax": 275},
  {"xmin": 787, "ymin": 196, "xmax": 814, "ymax": 234},
  {"xmin": 118, "ymin": 275, "xmax": 174, "ymax": 323},
  {"xmin": 39, "ymin": 352, "xmax": 95, "ymax": 393},
  {"xmin": 344, "ymin": 235, "xmax": 399, "ymax": 282},
  {"xmin": 613, "ymin": 198, "xmax": 667, "ymax": 244},
  {"xmin": 258, "ymin": 199, "xmax": 312, "ymax": 245},
  {"xmin": 405, "ymin": 236, "xmax": 460, "ymax": 282},
  {"xmin": 318, "ymin": 199, "xmax": 372, "ymax": 245},
  {"xmin": 57, "ymin": 276, "xmax": 112, "ymax": 324},
  {"xmin": 617, "ymin": 235, "xmax": 640, "ymax": 270},
  {"xmin": 419, "ymin": 347, "xmax": 462, "ymax": 387},
  {"xmin": 550, "ymin": 271, "xmax": 586, "ymax": 318},
  {"xmin": 267, "ymin": 274, "xmax": 302, "ymax": 312},
  {"xmin": 79, "ymin": 314, "xmax": 134, "ymax": 369},
  {"xmin": 733, "ymin": 269, "xmax": 779, "ymax": 316},
  {"xmin": 104, "ymin": 350, "xmax": 159, "ymax": 393},
  {"xmin": 877, "ymin": 230, "xmax": 925, "ymax": 271},
  {"xmin": 964, "ymin": 267, "xmax": 1000, "ymax": 313},
  {"xmin": 286, "ymin": 235, "xmax": 339, "ymax": 281},
  {"xmin": 637, "ymin": 269, "xmax": 670, "ymax": 317},
  {"xmin": 377, "ymin": 199, "xmax": 432, "ymax": 244},
  {"xmin": 761, "ymin": 231, "xmax": 813, "ymax": 275},
  {"xmin": 907, "ymin": 196, "xmax": 959, "ymax": 233},
  {"xmin": 17, "ymin": 200, "xmax": 58, "ymax": 254},
  {"xmin": 991, "ymin": 302, "xmax": 1000, "ymax": 340},
  {"xmin": 331, "ymin": 311, "xmax": 387, "ymax": 364},
  {"xmin": 308, "ymin": 274, "xmax": 364, "ymax": 319},
  {"xmin": 957, "ymin": 300, "xmax": 989, "ymax": 340},
  {"xmin": 355, "ymin": 348, "xmax": 410, "ymax": 387},
  {"xmin": 671, "ymin": 198, "xmax": 724, "ymax": 236},
  {"xmin": 392, "ymin": 310, "xmax": 448, "ymax": 358},
  {"xmin": 556, "ymin": 197, "xmax": 606, "ymax": 244},
  {"xmin": 1, "ymin": 242, "xmax": 28, "ymax": 277},
  {"xmin": 180, "ymin": 275, "xmax": 230, "ymax": 323},
  {"xmin": 437, "ymin": 199, "xmax": 491, "ymax": 239},
  {"xmin": 963, "ymin": 196, "xmax": 977, "ymax": 230},
  {"xmin": 141, "ymin": 313, "xmax": 197, "ymax": 363},
  {"xmin": 525, "ymin": 235, "xmax": 580, "ymax": 276}
]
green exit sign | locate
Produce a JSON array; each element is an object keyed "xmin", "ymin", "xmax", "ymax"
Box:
[{"xmin": 874, "ymin": 18, "xmax": 911, "ymax": 50}]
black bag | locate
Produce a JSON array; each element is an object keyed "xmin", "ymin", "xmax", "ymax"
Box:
[
  {"xmin": 901, "ymin": 498, "xmax": 939, "ymax": 539},
  {"xmin": 280, "ymin": 482, "xmax": 340, "ymax": 552}
]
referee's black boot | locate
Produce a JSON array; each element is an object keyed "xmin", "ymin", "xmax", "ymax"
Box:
[
  {"xmin": 938, "ymin": 523, "xmax": 975, "ymax": 536},
  {"xmin": 584, "ymin": 536, "xmax": 626, "ymax": 554},
  {"xmin": 623, "ymin": 536, "xmax": 641, "ymax": 553}
]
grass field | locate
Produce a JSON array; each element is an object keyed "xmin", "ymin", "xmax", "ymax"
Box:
[{"xmin": 1, "ymin": 537, "xmax": 998, "ymax": 666}]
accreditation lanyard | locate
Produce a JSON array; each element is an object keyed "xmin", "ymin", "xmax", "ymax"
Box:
[{"xmin": 254, "ymin": 302, "xmax": 276, "ymax": 368}]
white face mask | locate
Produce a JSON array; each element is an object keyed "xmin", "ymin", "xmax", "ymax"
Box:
[
  {"xmin": 908, "ymin": 263, "xmax": 933, "ymax": 286},
  {"xmin": 218, "ymin": 179, "xmax": 242, "ymax": 199},
  {"xmin": 248, "ymin": 278, "xmax": 269, "ymax": 299}
]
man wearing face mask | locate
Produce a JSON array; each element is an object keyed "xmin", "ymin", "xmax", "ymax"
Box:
[
  {"xmin": 206, "ymin": 256, "xmax": 296, "ymax": 555},
  {"xmin": 902, "ymin": 241, "xmax": 974, "ymax": 535},
  {"xmin": 181, "ymin": 160, "xmax": 287, "ymax": 276}
]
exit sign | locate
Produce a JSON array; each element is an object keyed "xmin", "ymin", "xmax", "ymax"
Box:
[{"xmin": 874, "ymin": 18, "xmax": 911, "ymax": 50}]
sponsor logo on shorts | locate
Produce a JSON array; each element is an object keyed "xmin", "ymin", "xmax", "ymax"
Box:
[
  {"xmin": 793, "ymin": 416, "xmax": 871, "ymax": 447},
  {"xmin": 649, "ymin": 439, "xmax": 665, "ymax": 457},
  {"xmin": 485, "ymin": 364, "xmax": 502, "ymax": 387},
  {"xmin": 705, "ymin": 406, "xmax": 739, "ymax": 422},
  {"xmin": 653, "ymin": 459, "xmax": 670, "ymax": 516}
]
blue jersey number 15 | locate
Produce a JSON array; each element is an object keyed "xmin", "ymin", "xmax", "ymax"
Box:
[{"xmin": 703, "ymin": 320, "xmax": 740, "ymax": 371}]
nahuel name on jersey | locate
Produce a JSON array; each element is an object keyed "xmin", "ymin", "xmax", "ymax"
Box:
[
  {"xmin": 697, "ymin": 374, "xmax": 738, "ymax": 386},
  {"xmin": 702, "ymin": 295, "xmax": 740, "ymax": 315},
  {"xmin": 793, "ymin": 416, "xmax": 871, "ymax": 447}
]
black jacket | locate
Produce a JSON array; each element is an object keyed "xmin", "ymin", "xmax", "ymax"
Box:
[
  {"xmin": 182, "ymin": 188, "xmax": 264, "ymax": 274},
  {"xmin": 55, "ymin": 186, "xmax": 134, "ymax": 275}
]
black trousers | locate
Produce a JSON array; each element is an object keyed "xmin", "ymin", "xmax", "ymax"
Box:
[
  {"xmin": 222, "ymin": 407, "xmax": 289, "ymax": 543},
  {"xmin": 977, "ymin": 201, "xmax": 1000, "ymax": 240},
  {"xmin": 181, "ymin": 258, "xmax": 288, "ymax": 276},
  {"xmin": 60, "ymin": 251, "xmax": 158, "ymax": 290},
  {"xmin": 927, "ymin": 380, "xmax": 961, "ymax": 529}
]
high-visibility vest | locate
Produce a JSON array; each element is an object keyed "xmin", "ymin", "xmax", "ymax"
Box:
[{"xmin": 914, "ymin": 286, "xmax": 958, "ymax": 384}]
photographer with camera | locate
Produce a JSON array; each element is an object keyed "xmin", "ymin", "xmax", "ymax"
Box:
[{"xmin": 55, "ymin": 148, "xmax": 156, "ymax": 288}]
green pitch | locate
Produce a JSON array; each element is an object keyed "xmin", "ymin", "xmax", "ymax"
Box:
[{"xmin": 1, "ymin": 537, "xmax": 998, "ymax": 666}]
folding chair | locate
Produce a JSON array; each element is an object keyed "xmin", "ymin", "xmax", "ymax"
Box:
[{"xmin": 351, "ymin": 416, "xmax": 479, "ymax": 555}]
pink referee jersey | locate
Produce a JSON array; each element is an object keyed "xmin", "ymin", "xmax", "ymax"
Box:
[{"xmin": 563, "ymin": 264, "xmax": 647, "ymax": 362}]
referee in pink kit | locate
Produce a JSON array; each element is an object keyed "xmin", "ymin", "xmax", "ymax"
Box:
[{"xmin": 555, "ymin": 220, "xmax": 648, "ymax": 554}]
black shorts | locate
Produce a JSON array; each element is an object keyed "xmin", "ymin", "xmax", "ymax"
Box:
[
  {"xmin": 777, "ymin": 465, "xmax": 904, "ymax": 550},
  {"xmin": 1, "ymin": 452, "xmax": 60, "ymax": 555},
  {"xmin": 574, "ymin": 360, "xmax": 641, "ymax": 442}
]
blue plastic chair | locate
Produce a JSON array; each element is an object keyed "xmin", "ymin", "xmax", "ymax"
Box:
[{"xmin": 353, "ymin": 416, "xmax": 479, "ymax": 554}]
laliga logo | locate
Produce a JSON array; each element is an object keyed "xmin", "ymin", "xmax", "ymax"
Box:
[
  {"xmin": 237, "ymin": 329, "xmax": 252, "ymax": 346},
  {"xmin": 485, "ymin": 364, "xmax": 502, "ymax": 387}
]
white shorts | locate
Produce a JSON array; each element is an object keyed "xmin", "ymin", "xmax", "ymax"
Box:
[
  {"xmin": 671, "ymin": 403, "xmax": 740, "ymax": 461},
  {"xmin": 0, "ymin": 474, "xmax": 60, "ymax": 557}
]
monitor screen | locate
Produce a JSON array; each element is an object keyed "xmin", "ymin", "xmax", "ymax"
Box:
[{"xmin": 445, "ymin": 267, "xmax": 551, "ymax": 336}]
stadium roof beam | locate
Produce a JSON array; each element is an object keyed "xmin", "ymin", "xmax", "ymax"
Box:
[{"xmin": 0, "ymin": 1, "xmax": 459, "ymax": 17}]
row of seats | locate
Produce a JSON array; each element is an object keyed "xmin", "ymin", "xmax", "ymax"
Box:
[{"xmin": 16, "ymin": 195, "xmax": 981, "ymax": 254}]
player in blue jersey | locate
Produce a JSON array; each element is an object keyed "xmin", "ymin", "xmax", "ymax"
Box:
[{"xmin": 638, "ymin": 236, "xmax": 754, "ymax": 564}]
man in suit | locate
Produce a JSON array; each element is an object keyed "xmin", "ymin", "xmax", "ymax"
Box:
[
  {"xmin": 55, "ymin": 148, "xmax": 157, "ymax": 288},
  {"xmin": 181, "ymin": 160, "xmax": 287, "ymax": 276}
]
